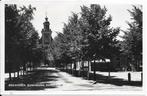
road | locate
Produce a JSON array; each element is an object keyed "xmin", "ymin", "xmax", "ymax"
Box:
[{"xmin": 5, "ymin": 67, "xmax": 142, "ymax": 91}]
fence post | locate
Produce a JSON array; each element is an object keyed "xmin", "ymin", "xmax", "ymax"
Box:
[
  {"xmin": 141, "ymin": 72, "xmax": 143, "ymax": 82},
  {"xmin": 128, "ymin": 73, "xmax": 131, "ymax": 82}
]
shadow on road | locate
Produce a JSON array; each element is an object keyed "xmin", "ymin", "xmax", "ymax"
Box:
[
  {"xmin": 5, "ymin": 68, "xmax": 59, "ymax": 90},
  {"xmin": 88, "ymin": 73, "xmax": 142, "ymax": 87},
  {"xmin": 62, "ymin": 69, "xmax": 142, "ymax": 87}
]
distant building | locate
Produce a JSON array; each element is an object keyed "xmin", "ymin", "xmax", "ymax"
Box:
[{"xmin": 40, "ymin": 16, "xmax": 54, "ymax": 66}]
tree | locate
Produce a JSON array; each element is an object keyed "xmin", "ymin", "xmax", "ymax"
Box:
[
  {"xmin": 5, "ymin": 4, "xmax": 41, "ymax": 80},
  {"xmin": 53, "ymin": 13, "xmax": 83, "ymax": 75},
  {"xmin": 53, "ymin": 4, "xmax": 120, "ymax": 80},
  {"xmin": 15, "ymin": 5, "xmax": 39, "ymax": 74},
  {"xmin": 63, "ymin": 13, "xmax": 82, "ymax": 72},
  {"xmin": 121, "ymin": 5, "xmax": 142, "ymax": 71},
  {"xmin": 5, "ymin": 4, "xmax": 21, "ymax": 79},
  {"xmin": 80, "ymin": 4, "xmax": 120, "ymax": 80}
]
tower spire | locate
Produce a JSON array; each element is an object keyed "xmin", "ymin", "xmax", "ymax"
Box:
[
  {"xmin": 45, "ymin": 11, "xmax": 48, "ymax": 17},
  {"xmin": 45, "ymin": 11, "xmax": 48, "ymax": 21},
  {"xmin": 43, "ymin": 12, "xmax": 50, "ymax": 31}
]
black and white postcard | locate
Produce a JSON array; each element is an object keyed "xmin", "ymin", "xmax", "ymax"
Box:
[{"xmin": 0, "ymin": 0, "xmax": 145, "ymax": 95}]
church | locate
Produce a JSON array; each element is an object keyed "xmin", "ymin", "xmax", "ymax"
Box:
[{"xmin": 40, "ymin": 16, "xmax": 54, "ymax": 66}]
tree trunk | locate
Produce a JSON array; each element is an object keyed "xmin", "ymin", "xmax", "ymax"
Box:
[
  {"xmin": 81, "ymin": 61, "xmax": 84, "ymax": 77},
  {"xmin": 136, "ymin": 60, "xmax": 139, "ymax": 71},
  {"xmin": 14, "ymin": 72, "xmax": 16, "ymax": 78},
  {"xmin": 74, "ymin": 61, "xmax": 76, "ymax": 76},
  {"xmin": 93, "ymin": 59, "xmax": 96, "ymax": 81},
  {"xmin": 71, "ymin": 63, "xmax": 72, "ymax": 74},
  {"xmin": 29, "ymin": 62, "xmax": 31, "ymax": 71},
  {"xmin": 108, "ymin": 70, "xmax": 110, "ymax": 79},
  {"xmin": 108, "ymin": 62, "xmax": 111, "ymax": 80},
  {"xmin": 23, "ymin": 63, "xmax": 26, "ymax": 75},
  {"xmin": 9, "ymin": 72, "xmax": 11, "ymax": 80},
  {"xmin": 87, "ymin": 60, "xmax": 90, "ymax": 80},
  {"xmin": 66, "ymin": 63, "xmax": 68, "ymax": 72},
  {"xmin": 17, "ymin": 70, "xmax": 19, "ymax": 78}
]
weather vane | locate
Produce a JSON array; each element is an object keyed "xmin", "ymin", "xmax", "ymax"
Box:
[{"xmin": 45, "ymin": 10, "xmax": 48, "ymax": 21}]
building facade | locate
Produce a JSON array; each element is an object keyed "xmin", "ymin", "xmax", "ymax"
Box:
[{"xmin": 41, "ymin": 17, "xmax": 54, "ymax": 66}]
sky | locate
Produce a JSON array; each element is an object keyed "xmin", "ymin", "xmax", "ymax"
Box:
[{"xmin": 26, "ymin": 0, "xmax": 140, "ymax": 40}]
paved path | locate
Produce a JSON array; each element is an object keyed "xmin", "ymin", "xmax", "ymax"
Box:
[
  {"xmin": 36, "ymin": 67, "xmax": 142, "ymax": 91},
  {"xmin": 5, "ymin": 67, "xmax": 142, "ymax": 91}
]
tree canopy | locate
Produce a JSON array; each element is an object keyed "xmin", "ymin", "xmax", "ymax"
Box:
[
  {"xmin": 53, "ymin": 4, "xmax": 120, "ymax": 67},
  {"xmin": 5, "ymin": 4, "xmax": 42, "ymax": 75},
  {"xmin": 121, "ymin": 5, "xmax": 142, "ymax": 70}
]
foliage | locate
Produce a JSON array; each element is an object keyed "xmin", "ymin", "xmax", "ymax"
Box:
[
  {"xmin": 53, "ymin": 4, "xmax": 120, "ymax": 68},
  {"xmin": 121, "ymin": 5, "xmax": 142, "ymax": 70},
  {"xmin": 5, "ymin": 4, "xmax": 42, "ymax": 74},
  {"xmin": 80, "ymin": 4, "xmax": 120, "ymax": 60}
]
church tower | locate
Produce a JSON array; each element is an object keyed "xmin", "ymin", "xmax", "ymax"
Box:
[
  {"xmin": 41, "ymin": 16, "xmax": 53, "ymax": 66},
  {"xmin": 41, "ymin": 16, "xmax": 52, "ymax": 48}
]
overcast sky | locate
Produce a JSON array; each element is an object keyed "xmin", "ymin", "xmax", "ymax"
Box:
[{"xmin": 27, "ymin": 0, "xmax": 141, "ymax": 40}]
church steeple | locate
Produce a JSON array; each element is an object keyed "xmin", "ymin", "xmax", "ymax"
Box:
[
  {"xmin": 43, "ymin": 16, "xmax": 50, "ymax": 31},
  {"xmin": 41, "ymin": 16, "xmax": 52, "ymax": 47},
  {"xmin": 41, "ymin": 16, "xmax": 53, "ymax": 66},
  {"xmin": 45, "ymin": 16, "xmax": 48, "ymax": 21}
]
